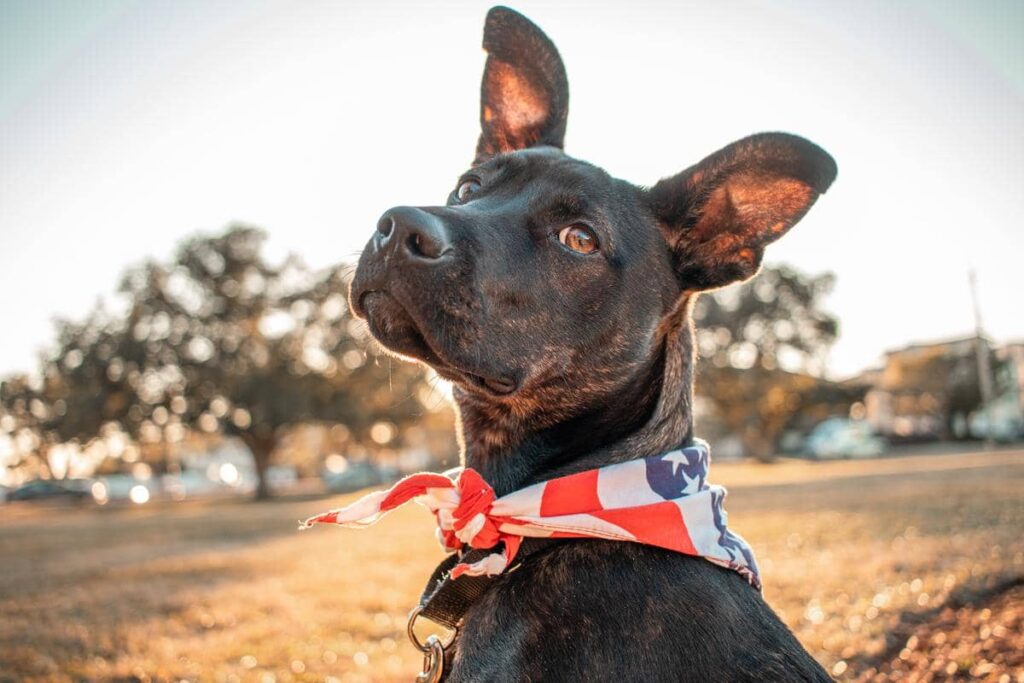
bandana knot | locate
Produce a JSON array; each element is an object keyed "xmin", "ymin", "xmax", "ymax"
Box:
[{"xmin": 445, "ymin": 469, "xmax": 500, "ymax": 548}]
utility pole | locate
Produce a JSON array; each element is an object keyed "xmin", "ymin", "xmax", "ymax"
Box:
[{"xmin": 969, "ymin": 269, "xmax": 995, "ymax": 448}]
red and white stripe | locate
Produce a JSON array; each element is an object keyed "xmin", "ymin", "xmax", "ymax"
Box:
[{"xmin": 300, "ymin": 443, "xmax": 760, "ymax": 588}]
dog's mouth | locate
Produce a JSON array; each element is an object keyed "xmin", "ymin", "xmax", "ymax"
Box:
[{"xmin": 356, "ymin": 291, "xmax": 518, "ymax": 397}]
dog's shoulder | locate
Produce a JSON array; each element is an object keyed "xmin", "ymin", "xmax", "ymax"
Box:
[{"xmin": 447, "ymin": 541, "xmax": 831, "ymax": 682}]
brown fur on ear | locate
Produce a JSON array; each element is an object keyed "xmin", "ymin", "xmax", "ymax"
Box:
[
  {"xmin": 475, "ymin": 7, "xmax": 569, "ymax": 162},
  {"xmin": 648, "ymin": 133, "xmax": 837, "ymax": 291}
]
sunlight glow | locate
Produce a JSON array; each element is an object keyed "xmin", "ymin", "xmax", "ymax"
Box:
[{"xmin": 128, "ymin": 484, "xmax": 150, "ymax": 505}]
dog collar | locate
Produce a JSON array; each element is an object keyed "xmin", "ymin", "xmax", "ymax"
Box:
[{"xmin": 300, "ymin": 439, "xmax": 760, "ymax": 590}]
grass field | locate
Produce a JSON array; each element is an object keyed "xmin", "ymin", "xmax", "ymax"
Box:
[{"xmin": 1, "ymin": 449, "xmax": 1022, "ymax": 682}]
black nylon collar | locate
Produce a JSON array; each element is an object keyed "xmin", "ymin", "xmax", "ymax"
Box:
[{"xmin": 417, "ymin": 539, "xmax": 558, "ymax": 630}]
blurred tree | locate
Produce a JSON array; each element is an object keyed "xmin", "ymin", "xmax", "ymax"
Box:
[
  {"xmin": 0, "ymin": 375, "xmax": 51, "ymax": 480},
  {"xmin": 114, "ymin": 226, "xmax": 434, "ymax": 498},
  {"xmin": 0, "ymin": 308, "xmax": 140, "ymax": 481},
  {"xmin": 947, "ymin": 344, "xmax": 1009, "ymax": 434},
  {"xmin": 693, "ymin": 265, "xmax": 840, "ymax": 459},
  {"xmin": 1, "ymin": 226, "xmax": 438, "ymax": 498}
]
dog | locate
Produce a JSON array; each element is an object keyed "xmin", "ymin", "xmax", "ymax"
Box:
[{"xmin": 350, "ymin": 6, "xmax": 836, "ymax": 681}]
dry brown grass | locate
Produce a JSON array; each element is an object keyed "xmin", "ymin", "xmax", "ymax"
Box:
[{"xmin": 1, "ymin": 449, "xmax": 1022, "ymax": 683}]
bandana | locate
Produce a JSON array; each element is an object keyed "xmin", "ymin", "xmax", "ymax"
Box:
[{"xmin": 300, "ymin": 439, "xmax": 760, "ymax": 589}]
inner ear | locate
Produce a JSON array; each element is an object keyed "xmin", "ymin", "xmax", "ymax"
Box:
[
  {"xmin": 690, "ymin": 174, "xmax": 814, "ymax": 247},
  {"xmin": 682, "ymin": 172, "xmax": 815, "ymax": 280},
  {"xmin": 481, "ymin": 60, "xmax": 550, "ymax": 148},
  {"xmin": 475, "ymin": 7, "xmax": 569, "ymax": 162},
  {"xmin": 648, "ymin": 133, "xmax": 837, "ymax": 291}
]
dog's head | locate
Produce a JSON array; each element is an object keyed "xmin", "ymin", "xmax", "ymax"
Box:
[{"xmin": 351, "ymin": 7, "xmax": 835, "ymax": 433}]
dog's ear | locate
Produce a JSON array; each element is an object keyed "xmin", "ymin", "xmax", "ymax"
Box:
[
  {"xmin": 647, "ymin": 133, "xmax": 837, "ymax": 291},
  {"xmin": 474, "ymin": 6, "xmax": 569, "ymax": 163}
]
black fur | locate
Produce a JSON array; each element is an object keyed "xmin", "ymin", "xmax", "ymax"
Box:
[{"xmin": 350, "ymin": 6, "xmax": 835, "ymax": 680}]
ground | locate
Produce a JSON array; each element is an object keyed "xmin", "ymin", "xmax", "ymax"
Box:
[{"xmin": 1, "ymin": 449, "xmax": 1022, "ymax": 683}]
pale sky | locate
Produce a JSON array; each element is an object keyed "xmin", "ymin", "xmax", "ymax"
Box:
[{"xmin": 1, "ymin": 0, "xmax": 1022, "ymax": 380}]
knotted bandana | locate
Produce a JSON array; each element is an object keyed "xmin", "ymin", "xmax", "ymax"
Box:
[{"xmin": 300, "ymin": 439, "xmax": 760, "ymax": 589}]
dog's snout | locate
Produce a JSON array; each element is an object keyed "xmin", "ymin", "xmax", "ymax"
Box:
[{"xmin": 376, "ymin": 207, "xmax": 452, "ymax": 261}]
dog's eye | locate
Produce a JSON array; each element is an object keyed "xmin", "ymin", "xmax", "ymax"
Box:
[
  {"xmin": 558, "ymin": 225, "xmax": 599, "ymax": 254},
  {"xmin": 455, "ymin": 178, "xmax": 481, "ymax": 202}
]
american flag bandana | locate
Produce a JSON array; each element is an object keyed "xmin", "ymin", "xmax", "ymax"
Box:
[{"xmin": 300, "ymin": 439, "xmax": 760, "ymax": 589}]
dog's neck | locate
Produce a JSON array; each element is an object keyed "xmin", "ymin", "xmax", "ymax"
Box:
[{"xmin": 454, "ymin": 298, "xmax": 696, "ymax": 497}]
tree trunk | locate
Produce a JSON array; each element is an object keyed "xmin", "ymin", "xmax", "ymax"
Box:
[
  {"xmin": 241, "ymin": 433, "xmax": 276, "ymax": 500},
  {"xmin": 741, "ymin": 427, "xmax": 776, "ymax": 463}
]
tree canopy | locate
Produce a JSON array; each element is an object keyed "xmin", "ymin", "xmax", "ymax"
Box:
[
  {"xmin": 1, "ymin": 226, "xmax": 439, "ymax": 497},
  {"xmin": 693, "ymin": 265, "xmax": 843, "ymax": 458}
]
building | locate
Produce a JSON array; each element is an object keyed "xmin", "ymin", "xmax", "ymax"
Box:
[
  {"xmin": 862, "ymin": 335, "xmax": 1023, "ymax": 442},
  {"xmin": 973, "ymin": 341, "xmax": 1024, "ymax": 441}
]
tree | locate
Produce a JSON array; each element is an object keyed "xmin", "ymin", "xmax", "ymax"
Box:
[
  {"xmin": 116, "ymin": 225, "xmax": 437, "ymax": 498},
  {"xmin": 2, "ymin": 226, "xmax": 440, "ymax": 498},
  {"xmin": 0, "ymin": 375, "xmax": 50, "ymax": 481},
  {"xmin": 693, "ymin": 265, "xmax": 840, "ymax": 459},
  {"xmin": 0, "ymin": 308, "xmax": 141, "ymax": 482}
]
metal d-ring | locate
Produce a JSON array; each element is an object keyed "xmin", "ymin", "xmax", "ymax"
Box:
[
  {"xmin": 407, "ymin": 605, "xmax": 456, "ymax": 683},
  {"xmin": 407, "ymin": 605, "xmax": 457, "ymax": 651}
]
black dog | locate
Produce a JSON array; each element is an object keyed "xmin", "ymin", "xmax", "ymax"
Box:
[{"xmin": 351, "ymin": 7, "xmax": 835, "ymax": 681}]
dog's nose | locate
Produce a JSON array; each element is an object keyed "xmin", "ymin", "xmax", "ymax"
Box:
[{"xmin": 376, "ymin": 207, "xmax": 452, "ymax": 261}]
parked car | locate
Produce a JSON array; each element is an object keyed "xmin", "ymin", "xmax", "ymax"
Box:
[
  {"xmin": 804, "ymin": 418, "xmax": 888, "ymax": 459},
  {"xmin": 7, "ymin": 479, "xmax": 93, "ymax": 502},
  {"xmin": 92, "ymin": 474, "xmax": 158, "ymax": 504}
]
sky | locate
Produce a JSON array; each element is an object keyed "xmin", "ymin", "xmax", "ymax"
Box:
[{"xmin": 1, "ymin": 0, "xmax": 1022, "ymax": 380}]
